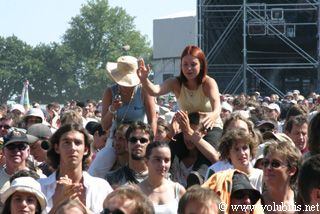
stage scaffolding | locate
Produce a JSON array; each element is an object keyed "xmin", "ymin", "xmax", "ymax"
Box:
[{"xmin": 198, "ymin": 0, "xmax": 320, "ymax": 96}]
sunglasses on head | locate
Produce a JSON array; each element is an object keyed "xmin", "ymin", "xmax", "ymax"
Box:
[
  {"xmin": 0, "ymin": 125, "xmax": 11, "ymax": 129},
  {"xmin": 101, "ymin": 208, "xmax": 125, "ymax": 214},
  {"xmin": 129, "ymin": 136, "xmax": 149, "ymax": 144},
  {"xmin": 262, "ymin": 159, "xmax": 287, "ymax": 169},
  {"xmin": 5, "ymin": 143, "xmax": 28, "ymax": 151}
]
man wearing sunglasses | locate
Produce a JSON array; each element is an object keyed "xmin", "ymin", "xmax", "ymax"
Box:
[
  {"xmin": 0, "ymin": 114, "xmax": 14, "ymax": 137},
  {"xmin": 105, "ymin": 121, "xmax": 153, "ymax": 189},
  {"xmin": 0, "ymin": 129, "xmax": 31, "ymax": 193},
  {"xmin": 27, "ymin": 123, "xmax": 53, "ymax": 176}
]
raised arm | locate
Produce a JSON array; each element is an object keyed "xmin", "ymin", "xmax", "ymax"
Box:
[
  {"xmin": 101, "ymin": 87, "xmax": 122, "ymax": 131},
  {"xmin": 137, "ymin": 58, "xmax": 178, "ymax": 97},
  {"xmin": 142, "ymin": 89, "xmax": 157, "ymax": 135}
]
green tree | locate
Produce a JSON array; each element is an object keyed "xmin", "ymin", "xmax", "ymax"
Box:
[
  {"xmin": 30, "ymin": 43, "xmax": 78, "ymax": 103},
  {"xmin": 0, "ymin": 36, "xmax": 34, "ymax": 103},
  {"xmin": 62, "ymin": 0, "xmax": 152, "ymax": 101}
]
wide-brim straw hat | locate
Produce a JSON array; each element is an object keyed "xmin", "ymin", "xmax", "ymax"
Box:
[
  {"xmin": 106, "ymin": 56, "xmax": 140, "ymax": 87},
  {"xmin": 1, "ymin": 176, "xmax": 47, "ymax": 213}
]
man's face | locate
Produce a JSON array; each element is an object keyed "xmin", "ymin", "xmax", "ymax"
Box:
[
  {"xmin": 229, "ymin": 191, "xmax": 252, "ymax": 214},
  {"xmin": 220, "ymin": 109, "xmax": 231, "ymax": 122},
  {"xmin": 286, "ymin": 123, "xmax": 308, "ymax": 152},
  {"xmin": 127, "ymin": 129, "xmax": 150, "ymax": 160},
  {"xmin": 3, "ymin": 142, "xmax": 30, "ymax": 168},
  {"xmin": 54, "ymin": 130, "xmax": 88, "ymax": 169},
  {"xmin": 266, "ymin": 109, "xmax": 279, "ymax": 120},
  {"xmin": 30, "ymin": 140, "xmax": 47, "ymax": 162},
  {"xmin": 26, "ymin": 116, "xmax": 42, "ymax": 128},
  {"xmin": 0, "ymin": 119, "xmax": 13, "ymax": 137}
]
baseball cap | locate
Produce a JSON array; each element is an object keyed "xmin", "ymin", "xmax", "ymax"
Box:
[
  {"xmin": 255, "ymin": 120, "xmax": 275, "ymax": 129},
  {"xmin": 27, "ymin": 124, "xmax": 52, "ymax": 142},
  {"xmin": 267, "ymin": 103, "xmax": 281, "ymax": 113},
  {"xmin": 3, "ymin": 129, "xmax": 33, "ymax": 147},
  {"xmin": 293, "ymin": 90, "xmax": 300, "ymax": 95},
  {"xmin": 221, "ymin": 102, "xmax": 233, "ymax": 113},
  {"xmin": 10, "ymin": 104, "xmax": 25, "ymax": 114},
  {"xmin": 262, "ymin": 132, "xmax": 295, "ymax": 146},
  {"xmin": 24, "ymin": 108, "xmax": 45, "ymax": 122}
]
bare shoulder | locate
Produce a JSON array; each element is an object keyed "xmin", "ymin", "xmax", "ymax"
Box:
[
  {"xmin": 203, "ymin": 76, "xmax": 218, "ymax": 90},
  {"xmin": 171, "ymin": 181, "xmax": 186, "ymax": 196},
  {"xmin": 162, "ymin": 77, "xmax": 181, "ymax": 95}
]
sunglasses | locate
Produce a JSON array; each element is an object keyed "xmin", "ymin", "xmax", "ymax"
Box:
[
  {"xmin": 232, "ymin": 190, "xmax": 252, "ymax": 200},
  {"xmin": 129, "ymin": 136, "xmax": 149, "ymax": 144},
  {"xmin": 0, "ymin": 125, "xmax": 11, "ymax": 129},
  {"xmin": 262, "ymin": 159, "xmax": 287, "ymax": 169},
  {"xmin": 5, "ymin": 143, "xmax": 28, "ymax": 151},
  {"xmin": 101, "ymin": 208, "xmax": 125, "ymax": 214},
  {"xmin": 259, "ymin": 128, "xmax": 272, "ymax": 133}
]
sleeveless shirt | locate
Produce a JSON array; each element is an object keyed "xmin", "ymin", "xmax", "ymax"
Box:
[
  {"xmin": 111, "ymin": 84, "xmax": 146, "ymax": 127},
  {"xmin": 153, "ymin": 182, "xmax": 180, "ymax": 214},
  {"xmin": 177, "ymin": 84, "xmax": 223, "ymax": 128}
]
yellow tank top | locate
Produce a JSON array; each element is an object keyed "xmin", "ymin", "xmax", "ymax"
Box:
[
  {"xmin": 177, "ymin": 84, "xmax": 212, "ymax": 112},
  {"xmin": 177, "ymin": 84, "xmax": 223, "ymax": 128}
]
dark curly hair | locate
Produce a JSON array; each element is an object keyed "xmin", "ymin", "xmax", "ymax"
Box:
[{"xmin": 47, "ymin": 123, "xmax": 91, "ymax": 170}]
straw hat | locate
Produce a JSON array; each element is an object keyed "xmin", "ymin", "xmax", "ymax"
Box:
[
  {"xmin": 106, "ymin": 56, "xmax": 140, "ymax": 87},
  {"xmin": 1, "ymin": 176, "xmax": 47, "ymax": 213}
]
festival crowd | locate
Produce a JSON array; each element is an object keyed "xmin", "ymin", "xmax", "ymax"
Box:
[{"xmin": 0, "ymin": 45, "xmax": 320, "ymax": 214}]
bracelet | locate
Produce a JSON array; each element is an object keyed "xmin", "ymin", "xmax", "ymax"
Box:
[{"xmin": 108, "ymin": 105, "xmax": 116, "ymax": 114}]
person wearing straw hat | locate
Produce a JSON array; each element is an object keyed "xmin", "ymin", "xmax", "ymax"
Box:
[
  {"xmin": 1, "ymin": 176, "xmax": 47, "ymax": 214},
  {"xmin": 88, "ymin": 56, "xmax": 157, "ymax": 178},
  {"xmin": 102, "ymin": 55, "xmax": 156, "ymax": 133}
]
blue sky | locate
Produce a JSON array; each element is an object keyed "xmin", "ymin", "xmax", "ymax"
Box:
[{"xmin": 0, "ymin": 0, "xmax": 196, "ymax": 46}]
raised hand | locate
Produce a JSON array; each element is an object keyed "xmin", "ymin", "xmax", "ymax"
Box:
[{"xmin": 137, "ymin": 58, "xmax": 151, "ymax": 81}]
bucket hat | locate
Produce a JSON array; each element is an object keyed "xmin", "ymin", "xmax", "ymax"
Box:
[
  {"xmin": 1, "ymin": 176, "xmax": 47, "ymax": 213},
  {"xmin": 106, "ymin": 56, "xmax": 140, "ymax": 87}
]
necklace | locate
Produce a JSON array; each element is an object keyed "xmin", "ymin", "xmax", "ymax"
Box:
[
  {"xmin": 186, "ymin": 87, "xmax": 194, "ymax": 97},
  {"xmin": 117, "ymin": 85, "xmax": 136, "ymax": 123}
]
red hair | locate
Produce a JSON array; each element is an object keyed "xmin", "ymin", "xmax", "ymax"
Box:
[{"xmin": 178, "ymin": 45, "xmax": 208, "ymax": 86}]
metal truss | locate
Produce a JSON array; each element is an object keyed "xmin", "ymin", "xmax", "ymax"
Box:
[{"xmin": 198, "ymin": 0, "xmax": 320, "ymax": 96}]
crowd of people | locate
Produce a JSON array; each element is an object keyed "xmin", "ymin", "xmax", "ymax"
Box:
[{"xmin": 0, "ymin": 45, "xmax": 320, "ymax": 214}]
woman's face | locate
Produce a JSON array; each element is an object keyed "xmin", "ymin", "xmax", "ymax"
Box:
[
  {"xmin": 154, "ymin": 126, "xmax": 168, "ymax": 142},
  {"xmin": 181, "ymin": 54, "xmax": 201, "ymax": 81},
  {"xmin": 10, "ymin": 191, "xmax": 39, "ymax": 214},
  {"xmin": 263, "ymin": 152, "xmax": 292, "ymax": 187},
  {"xmin": 228, "ymin": 119, "xmax": 250, "ymax": 134},
  {"xmin": 146, "ymin": 147, "xmax": 171, "ymax": 177},
  {"xmin": 229, "ymin": 140, "xmax": 251, "ymax": 171}
]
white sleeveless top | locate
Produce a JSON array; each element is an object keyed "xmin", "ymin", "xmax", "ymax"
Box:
[{"xmin": 153, "ymin": 182, "xmax": 180, "ymax": 214}]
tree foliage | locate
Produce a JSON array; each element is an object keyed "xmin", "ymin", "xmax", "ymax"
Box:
[{"xmin": 0, "ymin": 0, "xmax": 152, "ymax": 104}]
